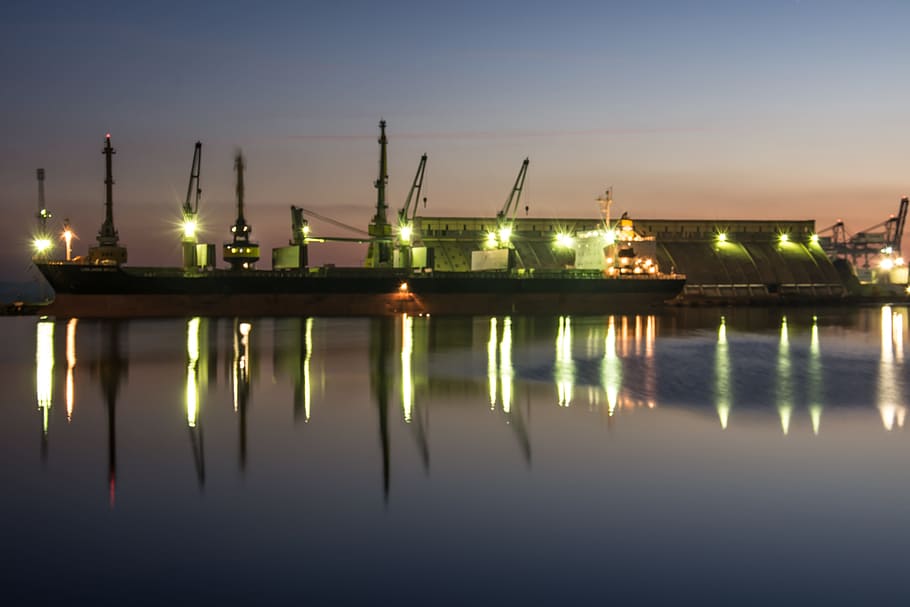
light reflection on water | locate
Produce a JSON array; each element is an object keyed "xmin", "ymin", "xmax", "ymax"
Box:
[
  {"xmin": 24, "ymin": 309, "xmax": 910, "ymax": 479},
  {"xmin": 8, "ymin": 306, "xmax": 910, "ymax": 603}
]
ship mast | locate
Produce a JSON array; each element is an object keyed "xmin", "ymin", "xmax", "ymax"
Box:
[
  {"xmin": 98, "ymin": 134, "xmax": 119, "ymax": 247},
  {"xmin": 87, "ymin": 134, "xmax": 128, "ymax": 265},
  {"xmin": 374, "ymin": 120, "xmax": 389, "ymax": 226},
  {"xmin": 31, "ymin": 168, "xmax": 54, "ymax": 258},
  {"xmin": 36, "ymin": 168, "xmax": 50, "ymax": 231},
  {"xmin": 365, "ymin": 120, "xmax": 393, "ymax": 268}
]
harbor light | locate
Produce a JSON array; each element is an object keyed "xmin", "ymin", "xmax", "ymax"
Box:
[
  {"xmin": 62, "ymin": 226, "xmax": 74, "ymax": 261},
  {"xmin": 555, "ymin": 232, "xmax": 574, "ymax": 248},
  {"xmin": 486, "ymin": 231, "xmax": 498, "ymax": 248},
  {"xmin": 880, "ymin": 257, "xmax": 895, "ymax": 271},
  {"xmin": 498, "ymin": 225, "xmax": 512, "ymax": 245},
  {"xmin": 399, "ymin": 224, "xmax": 413, "ymax": 244},
  {"xmin": 182, "ymin": 218, "xmax": 197, "ymax": 239},
  {"xmin": 33, "ymin": 237, "xmax": 52, "ymax": 254},
  {"xmin": 716, "ymin": 232, "xmax": 728, "ymax": 243},
  {"xmin": 604, "ymin": 229, "xmax": 616, "ymax": 245},
  {"xmin": 399, "ymin": 282, "xmax": 409, "ymax": 292},
  {"xmin": 810, "ymin": 234, "xmax": 819, "ymax": 244},
  {"xmin": 779, "ymin": 233, "xmax": 790, "ymax": 244}
]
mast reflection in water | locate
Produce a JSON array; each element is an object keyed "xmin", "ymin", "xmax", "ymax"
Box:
[
  {"xmin": 11, "ymin": 306, "xmax": 910, "ymax": 604},
  {"xmin": 93, "ymin": 321, "xmax": 127, "ymax": 508}
]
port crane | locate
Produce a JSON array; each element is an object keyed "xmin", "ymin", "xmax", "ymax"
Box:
[
  {"xmin": 182, "ymin": 142, "xmax": 202, "ymax": 239},
  {"xmin": 495, "ymin": 158, "xmax": 529, "ymax": 247},
  {"xmin": 181, "ymin": 142, "xmax": 202, "ymax": 268},
  {"xmin": 223, "ymin": 152, "xmax": 261, "ymax": 270},
  {"xmin": 397, "ymin": 154, "xmax": 428, "ymax": 239},
  {"xmin": 395, "ymin": 154, "xmax": 428, "ymax": 268},
  {"xmin": 818, "ymin": 197, "xmax": 909, "ymax": 268}
]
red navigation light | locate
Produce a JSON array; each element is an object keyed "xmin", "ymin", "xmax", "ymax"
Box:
[{"xmin": 106, "ymin": 133, "xmax": 111, "ymax": 139}]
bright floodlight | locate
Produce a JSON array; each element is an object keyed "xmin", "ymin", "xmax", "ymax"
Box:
[
  {"xmin": 182, "ymin": 219, "xmax": 197, "ymax": 239},
  {"xmin": 779, "ymin": 233, "xmax": 790, "ymax": 243},
  {"xmin": 555, "ymin": 232, "xmax": 574, "ymax": 248},
  {"xmin": 810, "ymin": 234, "xmax": 819, "ymax": 244},
  {"xmin": 33, "ymin": 237, "xmax": 52, "ymax": 253},
  {"xmin": 486, "ymin": 231, "xmax": 498, "ymax": 248},
  {"xmin": 399, "ymin": 224, "xmax": 413, "ymax": 244},
  {"xmin": 880, "ymin": 257, "xmax": 895, "ymax": 271},
  {"xmin": 498, "ymin": 225, "xmax": 512, "ymax": 245},
  {"xmin": 717, "ymin": 232, "xmax": 727, "ymax": 243},
  {"xmin": 604, "ymin": 229, "xmax": 616, "ymax": 245}
]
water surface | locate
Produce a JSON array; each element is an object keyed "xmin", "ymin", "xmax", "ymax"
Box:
[{"xmin": 3, "ymin": 307, "xmax": 909, "ymax": 604}]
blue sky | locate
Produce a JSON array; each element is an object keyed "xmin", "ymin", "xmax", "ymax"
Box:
[{"xmin": 2, "ymin": 0, "xmax": 909, "ymax": 277}]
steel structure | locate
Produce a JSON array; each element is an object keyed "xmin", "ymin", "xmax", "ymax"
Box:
[{"xmin": 818, "ymin": 197, "xmax": 909, "ymax": 268}]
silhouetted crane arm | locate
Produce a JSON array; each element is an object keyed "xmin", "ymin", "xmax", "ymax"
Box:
[
  {"xmin": 498, "ymin": 158, "xmax": 529, "ymax": 221},
  {"xmin": 399, "ymin": 154, "xmax": 427, "ymax": 224}
]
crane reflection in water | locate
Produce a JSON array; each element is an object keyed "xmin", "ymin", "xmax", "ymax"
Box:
[
  {"xmin": 25, "ymin": 305, "xmax": 910, "ymax": 507},
  {"xmin": 272, "ymin": 317, "xmax": 319, "ymax": 423},
  {"xmin": 185, "ymin": 317, "xmax": 205, "ymax": 488},
  {"xmin": 232, "ymin": 319, "xmax": 253, "ymax": 470}
]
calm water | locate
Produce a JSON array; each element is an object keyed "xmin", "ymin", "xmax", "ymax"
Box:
[{"xmin": 3, "ymin": 307, "xmax": 910, "ymax": 604}]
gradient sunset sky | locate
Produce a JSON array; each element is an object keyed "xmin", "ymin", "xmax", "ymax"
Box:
[{"xmin": 3, "ymin": 0, "xmax": 909, "ymax": 278}]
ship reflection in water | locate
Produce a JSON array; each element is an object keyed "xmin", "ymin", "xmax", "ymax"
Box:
[
  {"xmin": 26, "ymin": 308, "xmax": 910, "ymax": 491},
  {"xmin": 9, "ymin": 306, "xmax": 910, "ymax": 603}
]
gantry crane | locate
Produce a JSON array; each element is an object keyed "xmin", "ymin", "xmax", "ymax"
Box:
[{"xmin": 818, "ymin": 197, "xmax": 909, "ymax": 268}]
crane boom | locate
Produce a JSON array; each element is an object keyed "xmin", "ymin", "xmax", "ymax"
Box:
[
  {"xmin": 498, "ymin": 158, "xmax": 529, "ymax": 221},
  {"xmin": 892, "ymin": 197, "xmax": 908, "ymax": 255},
  {"xmin": 183, "ymin": 142, "xmax": 202, "ymax": 216},
  {"xmin": 400, "ymin": 154, "xmax": 428, "ymax": 224}
]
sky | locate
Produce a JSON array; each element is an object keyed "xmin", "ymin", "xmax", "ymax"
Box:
[{"xmin": 2, "ymin": 0, "xmax": 909, "ymax": 280}]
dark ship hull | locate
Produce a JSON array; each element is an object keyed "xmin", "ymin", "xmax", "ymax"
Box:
[{"xmin": 35, "ymin": 261, "xmax": 685, "ymax": 318}]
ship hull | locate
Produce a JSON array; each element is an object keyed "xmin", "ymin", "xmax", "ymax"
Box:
[{"xmin": 35, "ymin": 262, "xmax": 685, "ymax": 318}]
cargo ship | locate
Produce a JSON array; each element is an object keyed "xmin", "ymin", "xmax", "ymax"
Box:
[{"xmin": 32, "ymin": 124, "xmax": 685, "ymax": 318}]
